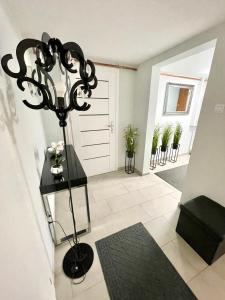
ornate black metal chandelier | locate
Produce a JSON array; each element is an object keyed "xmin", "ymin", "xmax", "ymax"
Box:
[
  {"xmin": 1, "ymin": 32, "xmax": 97, "ymax": 126},
  {"xmin": 1, "ymin": 32, "xmax": 98, "ymax": 280}
]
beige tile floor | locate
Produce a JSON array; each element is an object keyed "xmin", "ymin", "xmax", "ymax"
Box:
[
  {"xmin": 54, "ymin": 167, "xmax": 225, "ymax": 300},
  {"xmin": 150, "ymin": 153, "xmax": 190, "ymax": 173}
]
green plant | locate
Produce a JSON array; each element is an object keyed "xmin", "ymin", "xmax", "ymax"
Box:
[
  {"xmin": 152, "ymin": 125, "xmax": 160, "ymax": 154},
  {"xmin": 124, "ymin": 125, "xmax": 138, "ymax": 154},
  {"xmin": 161, "ymin": 124, "xmax": 173, "ymax": 150},
  {"xmin": 173, "ymin": 123, "xmax": 182, "ymax": 146}
]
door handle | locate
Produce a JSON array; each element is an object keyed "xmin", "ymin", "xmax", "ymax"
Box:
[{"xmin": 108, "ymin": 121, "xmax": 114, "ymax": 133}]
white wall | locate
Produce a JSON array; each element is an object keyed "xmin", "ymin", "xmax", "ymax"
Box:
[
  {"xmin": 133, "ymin": 60, "xmax": 155, "ymax": 174},
  {"xmin": 134, "ymin": 21, "xmax": 225, "ymax": 209},
  {"xmin": 154, "ymin": 75, "xmax": 204, "ymax": 154},
  {"xmin": 161, "ymin": 48, "xmax": 215, "ymax": 78},
  {"xmin": 118, "ymin": 68, "xmax": 136, "ymax": 167},
  {"xmin": 181, "ymin": 26, "xmax": 225, "ymax": 206},
  {"xmin": 0, "ymin": 4, "xmax": 56, "ymax": 300}
]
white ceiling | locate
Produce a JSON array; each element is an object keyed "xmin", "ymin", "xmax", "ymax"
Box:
[
  {"xmin": 1, "ymin": 0, "xmax": 225, "ymax": 66},
  {"xmin": 161, "ymin": 47, "xmax": 215, "ymax": 78}
]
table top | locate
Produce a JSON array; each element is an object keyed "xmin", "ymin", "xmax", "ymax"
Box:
[{"xmin": 39, "ymin": 144, "xmax": 87, "ymax": 195}]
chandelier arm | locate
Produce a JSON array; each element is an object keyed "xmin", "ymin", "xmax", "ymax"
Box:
[
  {"xmin": 81, "ymin": 60, "xmax": 98, "ymax": 97},
  {"xmin": 58, "ymin": 57, "xmax": 65, "ymax": 75},
  {"xmin": 87, "ymin": 75, "xmax": 98, "ymax": 90},
  {"xmin": 35, "ymin": 44, "xmax": 55, "ymax": 70},
  {"xmin": 31, "ymin": 69, "xmax": 39, "ymax": 96},
  {"xmin": 48, "ymin": 39, "xmax": 74, "ymax": 72},
  {"xmin": 41, "ymin": 67, "xmax": 57, "ymax": 107},
  {"xmin": 63, "ymin": 42, "xmax": 84, "ymax": 60},
  {"xmin": 63, "ymin": 42, "xmax": 86, "ymax": 74},
  {"xmin": 85, "ymin": 60, "xmax": 96, "ymax": 82},
  {"xmin": 69, "ymin": 80, "xmax": 91, "ymax": 111},
  {"xmin": 17, "ymin": 76, "xmax": 53, "ymax": 110},
  {"xmin": 31, "ymin": 66, "xmax": 55, "ymax": 110},
  {"xmin": 1, "ymin": 38, "xmax": 46, "ymax": 79}
]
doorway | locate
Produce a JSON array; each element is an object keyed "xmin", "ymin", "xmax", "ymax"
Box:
[
  {"xmin": 145, "ymin": 40, "xmax": 217, "ymax": 191},
  {"xmin": 68, "ymin": 66, "xmax": 119, "ymax": 176}
]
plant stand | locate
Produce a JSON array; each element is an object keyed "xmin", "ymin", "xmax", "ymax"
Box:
[
  {"xmin": 125, "ymin": 151, "xmax": 135, "ymax": 174},
  {"xmin": 169, "ymin": 144, "xmax": 180, "ymax": 163},
  {"xmin": 159, "ymin": 146, "xmax": 168, "ymax": 166},
  {"xmin": 150, "ymin": 148, "xmax": 159, "ymax": 170}
]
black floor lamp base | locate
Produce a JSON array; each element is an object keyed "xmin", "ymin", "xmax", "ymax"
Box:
[{"xmin": 63, "ymin": 243, "xmax": 94, "ymax": 279}]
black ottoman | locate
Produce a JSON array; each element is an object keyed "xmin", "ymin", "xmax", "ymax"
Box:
[{"xmin": 176, "ymin": 195, "xmax": 225, "ymax": 265}]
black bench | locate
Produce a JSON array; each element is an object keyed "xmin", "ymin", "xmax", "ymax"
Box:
[{"xmin": 176, "ymin": 195, "xmax": 225, "ymax": 265}]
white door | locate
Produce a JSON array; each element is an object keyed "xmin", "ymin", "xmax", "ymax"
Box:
[{"xmin": 68, "ymin": 66, "xmax": 118, "ymax": 176}]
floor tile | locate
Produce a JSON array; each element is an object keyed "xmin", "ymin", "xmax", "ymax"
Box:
[
  {"xmin": 92, "ymin": 183, "xmax": 128, "ymax": 201},
  {"xmin": 188, "ymin": 258, "xmax": 225, "ymax": 300},
  {"xmin": 55, "ymin": 271, "xmax": 73, "ymax": 300},
  {"xmin": 79, "ymin": 222, "xmax": 110, "ymax": 246},
  {"xmin": 169, "ymin": 190, "xmax": 182, "ymax": 201},
  {"xmin": 88, "ymin": 171, "xmax": 137, "ymax": 190},
  {"xmin": 76, "ymin": 199, "xmax": 112, "ymax": 225},
  {"xmin": 121, "ymin": 175, "xmax": 158, "ymax": 192},
  {"xmin": 144, "ymin": 215, "xmax": 177, "ymax": 247},
  {"xmin": 163, "ymin": 209, "xmax": 180, "ymax": 229},
  {"xmin": 150, "ymin": 154, "xmax": 190, "ymax": 174},
  {"xmin": 106, "ymin": 190, "xmax": 148, "ymax": 213},
  {"xmin": 141, "ymin": 193, "xmax": 179, "ymax": 218},
  {"xmin": 162, "ymin": 236, "xmax": 207, "ymax": 282},
  {"xmin": 211, "ymin": 254, "xmax": 225, "ymax": 279},
  {"xmin": 139, "ymin": 183, "xmax": 174, "ymax": 201},
  {"xmin": 73, "ymin": 281, "xmax": 109, "ymax": 300},
  {"xmin": 55, "ymin": 243, "xmax": 71, "ymax": 276},
  {"xmin": 92, "ymin": 204, "xmax": 153, "ymax": 237}
]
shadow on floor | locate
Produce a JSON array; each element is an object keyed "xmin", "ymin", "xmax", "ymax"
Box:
[{"xmin": 155, "ymin": 165, "xmax": 188, "ymax": 191}]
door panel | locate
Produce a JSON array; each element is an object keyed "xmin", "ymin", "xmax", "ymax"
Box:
[
  {"xmin": 83, "ymin": 156, "xmax": 110, "ymax": 177},
  {"xmin": 91, "ymin": 81, "xmax": 109, "ymax": 98},
  {"xmin": 68, "ymin": 67, "xmax": 118, "ymax": 177},
  {"xmin": 79, "ymin": 115, "xmax": 109, "ymax": 131},
  {"xmin": 81, "ymin": 130, "xmax": 110, "ymax": 146},
  {"xmin": 82, "ymin": 144, "xmax": 110, "ymax": 159},
  {"xmin": 79, "ymin": 99, "xmax": 109, "ymax": 115}
]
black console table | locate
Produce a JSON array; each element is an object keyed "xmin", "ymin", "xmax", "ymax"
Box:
[{"xmin": 40, "ymin": 145, "xmax": 91, "ymax": 246}]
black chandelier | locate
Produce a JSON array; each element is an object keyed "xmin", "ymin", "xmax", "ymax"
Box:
[
  {"xmin": 1, "ymin": 32, "xmax": 98, "ymax": 279},
  {"xmin": 1, "ymin": 32, "xmax": 97, "ymax": 126}
]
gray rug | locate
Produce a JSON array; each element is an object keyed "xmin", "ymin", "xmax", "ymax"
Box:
[
  {"xmin": 95, "ymin": 223, "xmax": 196, "ymax": 300},
  {"xmin": 155, "ymin": 165, "xmax": 188, "ymax": 191}
]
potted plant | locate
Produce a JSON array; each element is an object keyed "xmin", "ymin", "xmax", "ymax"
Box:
[
  {"xmin": 124, "ymin": 125, "xmax": 138, "ymax": 158},
  {"xmin": 172, "ymin": 123, "xmax": 182, "ymax": 149},
  {"xmin": 150, "ymin": 125, "xmax": 160, "ymax": 169},
  {"xmin": 152, "ymin": 125, "xmax": 160, "ymax": 155},
  {"xmin": 161, "ymin": 124, "xmax": 173, "ymax": 152},
  {"xmin": 48, "ymin": 141, "xmax": 65, "ymax": 176}
]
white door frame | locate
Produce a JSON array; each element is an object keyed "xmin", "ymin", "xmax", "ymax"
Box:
[{"xmin": 67, "ymin": 65, "xmax": 119, "ymax": 175}]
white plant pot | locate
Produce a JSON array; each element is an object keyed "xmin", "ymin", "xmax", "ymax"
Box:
[{"xmin": 51, "ymin": 164, "xmax": 63, "ymax": 175}]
